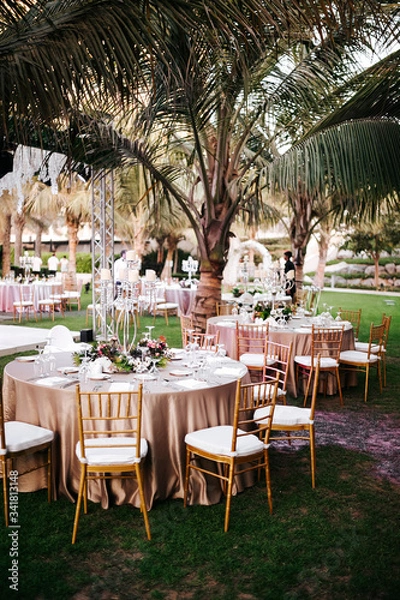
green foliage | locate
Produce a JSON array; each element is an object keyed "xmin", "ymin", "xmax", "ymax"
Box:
[
  {"xmin": 75, "ymin": 252, "xmax": 92, "ymax": 273},
  {"xmin": 0, "ymin": 290, "xmax": 399, "ymax": 598}
]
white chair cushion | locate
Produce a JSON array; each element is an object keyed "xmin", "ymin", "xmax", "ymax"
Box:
[
  {"xmin": 339, "ymin": 350, "xmax": 379, "ymax": 365},
  {"xmin": 354, "ymin": 342, "xmax": 381, "ymax": 354},
  {"xmin": 294, "ymin": 356, "xmax": 338, "ymax": 369},
  {"xmin": 239, "ymin": 353, "xmax": 265, "ymax": 368},
  {"xmin": 156, "ymin": 303, "xmax": 179, "ymax": 310},
  {"xmin": 4, "ymin": 421, "xmax": 54, "ymax": 454},
  {"xmin": 273, "ymin": 405, "xmax": 312, "ymax": 426},
  {"xmin": 76, "ymin": 437, "xmax": 148, "ymax": 466},
  {"xmin": 185, "ymin": 425, "xmax": 264, "ymax": 457}
]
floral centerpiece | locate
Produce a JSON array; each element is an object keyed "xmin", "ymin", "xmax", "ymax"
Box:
[{"xmin": 74, "ymin": 335, "xmax": 173, "ymax": 373}]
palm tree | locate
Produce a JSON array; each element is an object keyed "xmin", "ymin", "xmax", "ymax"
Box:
[{"xmin": 1, "ymin": 1, "xmax": 400, "ymax": 325}]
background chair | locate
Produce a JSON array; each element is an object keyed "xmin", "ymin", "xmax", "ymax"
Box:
[
  {"xmin": 262, "ymin": 339, "xmax": 293, "ymax": 404},
  {"xmin": 354, "ymin": 314, "xmax": 391, "ymax": 387},
  {"xmin": 338, "ymin": 307, "xmax": 362, "ymax": 341},
  {"xmin": 256, "ymin": 354, "xmax": 321, "ymax": 488},
  {"xmin": 295, "ymin": 325, "xmax": 344, "ymax": 406},
  {"xmin": 216, "ymin": 301, "xmax": 237, "ymax": 316},
  {"xmin": 184, "ymin": 330, "xmax": 220, "ymax": 351},
  {"xmin": 72, "ymin": 384, "xmax": 151, "ymax": 543},
  {"xmin": 1, "ymin": 380, "xmax": 54, "ymax": 527},
  {"xmin": 61, "ymin": 273, "xmax": 83, "ymax": 311},
  {"xmin": 339, "ymin": 322, "xmax": 384, "ymax": 402},
  {"xmin": 12, "ymin": 285, "xmax": 37, "ymax": 322},
  {"xmin": 37, "ymin": 295, "xmax": 64, "ymax": 321},
  {"xmin": 184, "ymin": 377, "xmax": 278, "ymax": 532},
  {"xmin": 236, "ymin": 322, "xmax": 269, "ymax": 379},
  {"xmin": 47, "ymin": 324, "xmax": 84, "ymax": 352}
]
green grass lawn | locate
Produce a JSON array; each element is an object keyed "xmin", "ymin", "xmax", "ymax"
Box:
[{"xmin": 0, "ymin": 290, "xmax": 399, "ymax": 599}]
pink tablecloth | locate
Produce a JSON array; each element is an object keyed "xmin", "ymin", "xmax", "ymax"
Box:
[{"xmin": 0, "ymin": 281, "xmax": 62, "ymax": 313}]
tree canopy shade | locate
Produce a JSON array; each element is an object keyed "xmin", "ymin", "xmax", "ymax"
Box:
[{"xmin": 1, "ymin": 1, "xmax": 400, "ymax": 323}]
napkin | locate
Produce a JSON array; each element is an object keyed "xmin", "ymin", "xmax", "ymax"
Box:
[
  {"xmin": 173, "ymin": 378, "xmax": 207, "ymax": 390},
  {"xmin": 108, "ymin": 382, "xmax": 132, "ymax": 392},
  {"xmin": 35, "ymin": 376, "xmax": 69, "ymax": 387},
  {"xmin": 213, "ymin": 366, "xmax": 244, "ymax": 377}
]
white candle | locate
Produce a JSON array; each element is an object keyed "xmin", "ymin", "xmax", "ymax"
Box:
[
  {"xmin": 126, "ymin": 250, "xmax": 136, "ymax": 261},
  {"xmin": 100, "ymin": 268, "xmax": 111, "ymax": 281},
  {"xmin": 129, "ymin": 269, "xmax": 139, "ymax": 282},
  {"xmin": 145, "ymin": 269, "xmax": 156, "ymax": 281}
]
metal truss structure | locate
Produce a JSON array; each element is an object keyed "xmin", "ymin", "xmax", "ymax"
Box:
[{"xmin": 90, "ymin": 170, "xmax": 115, "ymax": 340}]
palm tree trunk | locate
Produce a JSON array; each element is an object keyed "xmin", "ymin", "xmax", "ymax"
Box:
[
  {"xmin": 192, "ymin": 270, "xmax": 223, "ymax": 331},
  {"xmin": 67, "ymin": 220, "xmax": 79, "ymax": 273},
  {"xmin": 314, "ymin": 222, "xmax": 332, "ymax": 287},
  {"xmin": 13, "ymin": 211, "xmax": 25, "ymax": 267},
  {"xmin": 2, "ymin": 213, "xmax": 12, "ymax": 276}
]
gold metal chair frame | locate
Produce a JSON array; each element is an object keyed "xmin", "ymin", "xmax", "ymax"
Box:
[
  {"xmin": 184, "ymin": 377, "xmax": 279, "ymax": 532},
  {"xmin": 1, "ymin": 380, "xmax": 54, "ymax": 527},
  {"xmin": 72, "ymin": 384, "xmax": 151, "ymax": 543}
]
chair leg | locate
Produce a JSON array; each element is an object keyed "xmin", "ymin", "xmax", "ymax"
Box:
[
  {"xmin": 264, "ymin": 450, "xmax": 273, "ymax": 514},
  {"xmin": 135, "ymin": 464, "xmax": 151, "ymax": 540},
  {"xmin": 2, "ymin": 457, "xmax": 9, "ymax": 527},
  {"xmin": 310, "ymin": 426, "xmax": 316, "ymax": 488},
  {"xmin": 183, "ymin": 448, "xmax": 191, "ymax": 508},
  {"xmin": 72, "ymin": 466, "xmax": 86, "ymax": 544},
  {"xmin": 47, "ymin": 446, "xmax": 52, "ymax": 503},
  {"xmin": 364, "ymin": 365, "xmax": 370, "ymax": 403},
  {"xmin": 303, "ymin": 368, "xmax": 314, "ymax": 406},
  {"xmin": 335, "ymin": 368, "xmax": 344, "ymax": 406},
  {"xmin": 224, "ymin": 463, "xmax": 235, "ymax": 532}
]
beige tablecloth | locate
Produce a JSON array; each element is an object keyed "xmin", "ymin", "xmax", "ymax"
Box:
[
  {"xmin": 3, "ymin": 352, "xmax": 251, "ymax": 510},
  {"xmin": 207, "ymin": 315, "xmax": 355, "ymax": 397}
]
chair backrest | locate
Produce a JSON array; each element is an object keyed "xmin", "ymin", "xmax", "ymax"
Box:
[
  {"xmin": 262, "ymin": 339, "xmax": 293, "ymax": 391},
  {"xmin": 304, "ymin": 287, "xmax": 321, "ymax": 314},
  {"xmin": 180, "ymin": 315, "xmax": 203, "ymax": 346},
  {"xmin": 232, "ymin": 377, "xmax": 279, "ymax": 450},
  {"xmin": 236, "ymin": 322, "xmax": 269, "ymax": 360},
  {"xmin": 49, "ymin": 325, "xmax": 77, "ymax": 350},
  {"xmin": 367, "ymin": 322, "xmax": 385, "ymax": 359},
  {"xmin": 75, "ymin": 384, "xmax": 144, "ymax": 462},
  {"xmin": 311, "ymin": 325, "xmax": 344, "ymax": 360},
  {"xmin": 19, "ymin": 284, "xmax": 35, "ymax": 303},
  {"xmin": 381, "ymin": 314, "xmax": 392, "ymax": 350},
  {"xmin": 338, "ymin": 308, "xmax": 362, "ymax": 339},
  {"xmin": 185, "ymin": 331, "xmax": 221, "ymax": 351},
  {"xmin": 216, "ymin": 302, "xmax": 236, "ymax": 316}
]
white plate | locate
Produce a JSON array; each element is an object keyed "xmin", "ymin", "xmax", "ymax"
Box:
[
  {"xmin": 57, "ymin": 366, "xmax": 79, "ymax": 374},
  {"xmin": 89, "ymin": 374, "xmax": 111, "ymax": 380},
  {"xmin": 170, "ymin": 368, "xmax": 193, "ymax": 377},
  {"xmin": 16, "ymin": 355, "xmax": 37, "ymax": 362},
  {"xmin": 133, "ymin": 373, "xmax": 157, "ymax": 381}
]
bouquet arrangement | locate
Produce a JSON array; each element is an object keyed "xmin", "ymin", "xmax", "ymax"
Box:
[{"xmin": 74, "ymin": 335, "xmax": 172, "ymax": 373}]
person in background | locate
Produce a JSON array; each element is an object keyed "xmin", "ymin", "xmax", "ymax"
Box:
[
  {"xmin": 47, "ymin": 252, "xmax": 60, "ymax": 276},
  {"xmin": 60, "ymin": 255, "xmax": 69, "ymax": 273},
  {"xmin": 32, "ymin": 255, "xmax": 42, "ymax": 274},
  {"xmin": 283, "ymin": 250, "xmax": 296, "ymax": 300},
  {"xmin": 113, "ymin": 250, "xmax": 127, "ymax": 285}
]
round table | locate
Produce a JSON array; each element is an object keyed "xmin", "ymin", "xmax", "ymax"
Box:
[
  {"xmin": 0, "ymin": 281, "xmax": 62, "ymax": 313},
  {"xmin": 3, "ymin": 351, "xmax": 251, "ymax": 510},
  {"xmin": 206, "ymin": 314, "xmax": 355, "ymax": 397}
]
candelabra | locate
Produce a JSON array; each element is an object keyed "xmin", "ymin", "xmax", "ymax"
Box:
[
  {"xmin": 182, "ymin": 256, "xmax": 199, "ymax": 284},
  {"xmin": 19, "ymin": 252, "xmax": 33, "ymax": 280}
]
